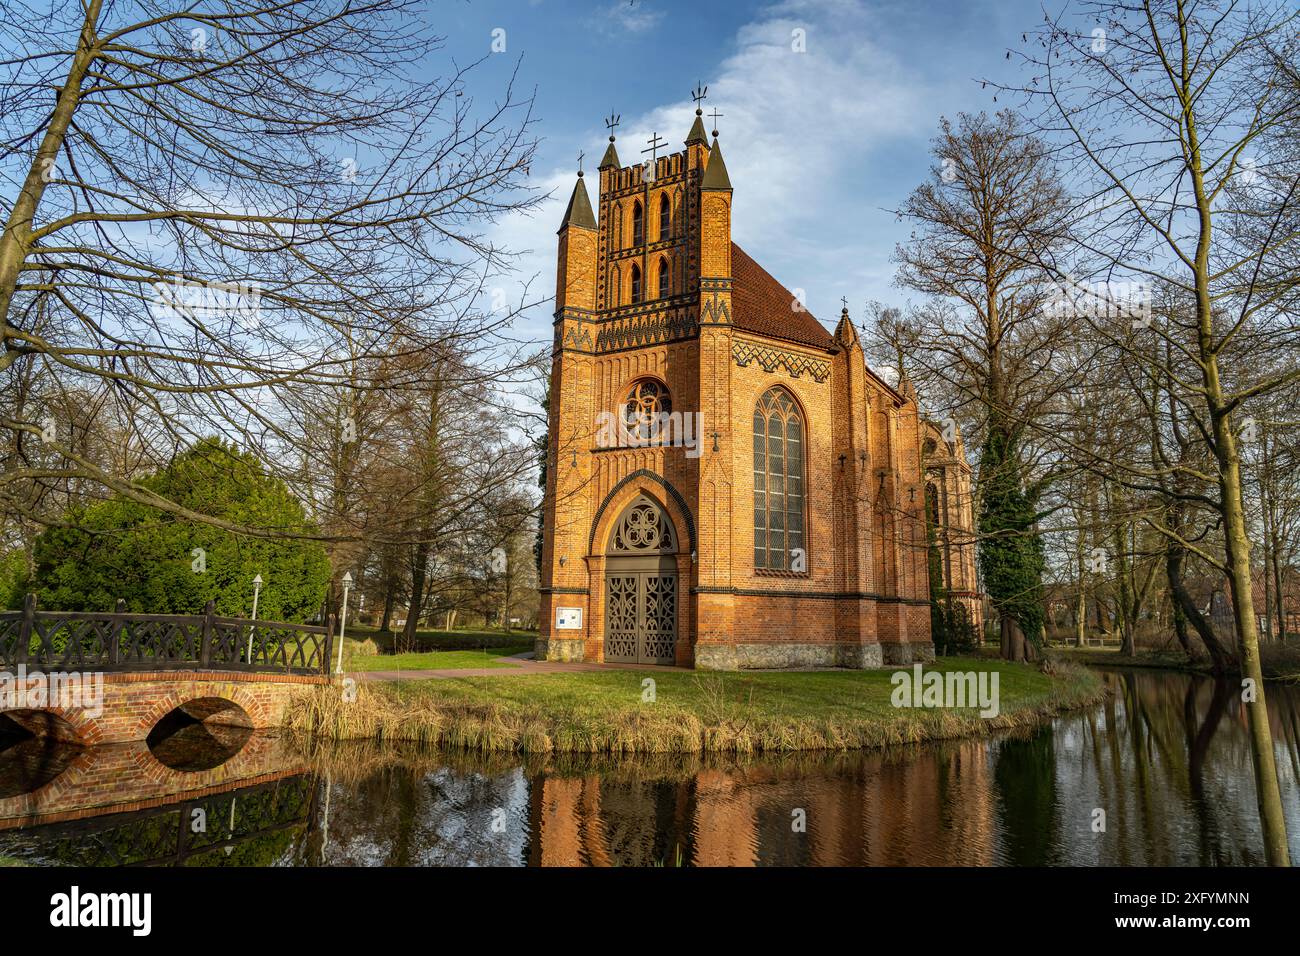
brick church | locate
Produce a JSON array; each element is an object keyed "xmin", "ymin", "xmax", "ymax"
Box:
[{"xmin": 537, "ymin": 104, "xmax": 979, "ymax": 670}]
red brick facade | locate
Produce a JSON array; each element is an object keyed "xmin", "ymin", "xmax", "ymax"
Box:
[{"xmin": 538, "ymin": 113, "xmax": 977, "ymax": 669}]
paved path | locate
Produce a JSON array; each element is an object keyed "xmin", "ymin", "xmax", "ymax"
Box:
[{"xmin": 351, "ymin": 652, "xmax": 687, "ymax": 682}]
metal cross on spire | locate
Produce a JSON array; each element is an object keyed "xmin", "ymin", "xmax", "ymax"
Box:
[
  {"xmin": 604, "ymin": 111, "xmax": 621, "ymax": 141},
  {"xmin": 577, "ymin": 149, "xmax": 585, "ymax": 175},
  {"xmin": 709, "ymin": 107, "xmax": 724, "ymax": 137},
  {"xmin": 642, "ymin": 131, "xmax": 667, "ymax": 182},
  {"xmin": 841, "ymin": 296, "xmax": 849, "ymax": 312}
]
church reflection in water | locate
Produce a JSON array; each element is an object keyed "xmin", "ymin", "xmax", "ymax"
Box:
[{"xmin": 1, "ymin": 670, "xmax": 1298, "ymax": 866}]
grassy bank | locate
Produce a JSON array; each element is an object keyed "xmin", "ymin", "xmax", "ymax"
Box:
[
  {"xmin": 1051, "ymin": 643, "xmax": 1300, "ymax": 681},
  {"xmin": 288, "ymin": 657, "xmax": 1104, "ymax": 755}
]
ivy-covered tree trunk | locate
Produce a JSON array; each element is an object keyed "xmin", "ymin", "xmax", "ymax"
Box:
[
  {"xmin": 925, "ymin": 487, "xmax": 949, "ymax": 656},
  {"xmin": 977, "ymin": 424, "xmax": 1045, "ymax": 663}
]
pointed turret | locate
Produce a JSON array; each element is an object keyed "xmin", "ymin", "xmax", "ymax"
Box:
[
  {"xmin": 701, "ymin": 135, "xmax": 732, "ymax": 191},
  {"xmin": 834, "ymin": 306, "xmax": 861, "ymax": 349},
  {"xmin": 898, "ymin": 368, "xmax": 918, "ymax": 402},
  {"xmin": 685, "ymin": 109, "xmax": 708, "ymax": 147},
  {"xmin": 557, "ymin": 171, "xmax": 596, "ymax": 233},
  {"xmin": 598, "ymin": 135, "xmax": 621, "ymax": 170}
]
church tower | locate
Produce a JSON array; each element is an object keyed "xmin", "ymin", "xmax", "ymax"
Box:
[{"xmin": 538, "ymin": 95, "xmax": 966, "ymax": 669}]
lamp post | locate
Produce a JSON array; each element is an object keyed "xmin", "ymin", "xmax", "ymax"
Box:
[
  {"xmin": 335, "ymin": 571, "xmax": 353, "ymax": 675},
  {"xmin": 246, "ymin": 574, "xmax": 263, "ymax": 663}
]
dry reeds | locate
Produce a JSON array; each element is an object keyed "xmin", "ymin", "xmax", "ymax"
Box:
[{"xmin": 285, "ymin": 662, "xmax": 1105, "ymax": 756}]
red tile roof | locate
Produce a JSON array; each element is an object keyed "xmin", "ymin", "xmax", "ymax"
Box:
[{"xmin": 730, "ymin": 242, "xmax": 836, "ymax": 351}]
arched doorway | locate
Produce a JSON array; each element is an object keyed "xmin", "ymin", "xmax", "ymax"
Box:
[{"xmin": 605, "ymin": 495, "xmax": 678, "ymax": 664}]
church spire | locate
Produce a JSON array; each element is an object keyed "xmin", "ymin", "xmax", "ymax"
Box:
[
  {"xmin": 558, "ymin": 169, "xmax": 596, "ymax": 233},
  {"xmin": 686, "ymin": 110, "xmax": 708, "ymax": 147},
  {"xmin": 898, "ymin": 367, "xmax": 918, "ymax": 402},
  {"xmin": 701, "ymin": 135, "xmax": 732, "ymax": 191},
  {"xmin": 834, "ymin": 302, "xmax": 861, "ymax": 349}
]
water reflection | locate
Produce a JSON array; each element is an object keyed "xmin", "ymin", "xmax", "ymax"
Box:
[
  {"xmin": 1, "ymin": 669, "xmax": 1297, "ymax": 866},
  {"xmin": 0, "ymin": 732, "xmax": 81, "ymax": 799},
  {"xmin": 147, "ymin": 717, "xmax": 253, "ymax": 772}
]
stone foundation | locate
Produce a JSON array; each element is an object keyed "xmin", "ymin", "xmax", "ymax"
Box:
[
  {"xmin": 696, "ymin": 641, "xmax": 889, "ymax": 671},
  {"xmin": 881, "ymin": 642, "xmax": 913, "ymax": 666},
  {"xmin": 693, "ymin": 643, "xmax": 738, "ymax": 671},
  {"xmin": 836, "ymin": 642, "xmax": 885, "ymax": 669},
  {"xmin": 537, "ymin": 637, "xmax": 586, "ymax": 663}
]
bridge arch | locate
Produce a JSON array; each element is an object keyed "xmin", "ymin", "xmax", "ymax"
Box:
[{"xmin": 0, "ymin": 704, "xmax": 95, "ymax": 746}]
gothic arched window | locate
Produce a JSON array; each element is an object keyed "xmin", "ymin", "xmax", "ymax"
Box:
[
  {"xmin": 658, "ymin": 193, "xmax": 671, "ymax": 241},
  {"xmin": 622, "ymin": 379, "xmax": 671, "ymax": 443},
  {"xmin": 610, "ymin": 495, "xmax": 677, "ymax": 553},
  {"xmin": 657, "ymin": 256, "xmax": 670, "ymax": 299},
  {"xmin": 611, "ymin": 265, "xmax": 621, "ymax": 306},
  {"xmin": 630, "ymin": 263, "xmax": 642, "ymax": 303},
  {"xmin": 753, "ymin": 387, "xmax": 805, "ymax": 571},
  {"xmin": 632, "ymin": 200, "xmax": 644, "ymax": 246}
]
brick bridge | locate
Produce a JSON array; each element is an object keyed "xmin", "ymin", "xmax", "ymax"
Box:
[{"xmin": 0, "ymin": 596, "xmax": 333, "ymax": 746}]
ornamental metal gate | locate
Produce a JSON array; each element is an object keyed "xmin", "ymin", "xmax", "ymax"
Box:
[{"xmin": 604, "ymin": 495, "xmax": 678, "ymax": 666}]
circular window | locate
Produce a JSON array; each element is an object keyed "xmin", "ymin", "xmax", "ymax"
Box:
[{"xmin": 622, "ymin": 380, "xmax": 671, "ymax": 443}]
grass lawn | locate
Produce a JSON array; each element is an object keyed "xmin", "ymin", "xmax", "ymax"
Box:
[
  {"xmin": 346, "ymin": 624, "xmax": 534, "ymax": 653},
  {"xmin": 338, "ymin": 625, "xmax": 534, "ymax": 671},
  {"xmin": 348, "ymin": 646, "xmax": 530, "ymax": 672},
  {"xmin": 289, "ymin": 656, "xmax": 1104, "ymax": 755}
]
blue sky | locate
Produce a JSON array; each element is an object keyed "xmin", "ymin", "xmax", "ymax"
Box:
[{"xmin": 434, "ymin": 0, "xmax": 1056, "ymax": 345}]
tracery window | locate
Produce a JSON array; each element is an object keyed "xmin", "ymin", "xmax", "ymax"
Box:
[
  {"xmin": 753, "ymin": 387, "xmax": 805, "ymax": 571},
  {"xmin": 610, "ymin": 496, "xmax": 677, "ymax": 553},
  {"xmin": 632, "ymin": 200, "xmax": 644, "ymax": 246},
  {"xmin": 657, "ymin": 255, "xmax": 670, "ymax": 299},
  {"xmin": 630, "ymin": 263, "xmax": 642, "ymax": 303},
  {"xmin": 622, "ymin": 379, "xmax": 672, "ymax": 444},
  {"xmin": 658, "ymin": 193, "xmax": 671, "ymax": 240}
]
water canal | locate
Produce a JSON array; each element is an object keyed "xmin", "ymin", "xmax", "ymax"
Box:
[{"xmin": 2, "ymin": 669, "xmax": 1297, "ymax": 866}]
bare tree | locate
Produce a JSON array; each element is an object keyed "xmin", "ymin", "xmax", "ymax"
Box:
[
  {"xmin": 882, "ymin": 110, "xmax": 1079, "ymax": 661},
  {"xmin": 0, "ymin": 0, "xmax": 542, "ymax": 541},
  {"xmin": 1010, "ymin": 0, "xmax": 1299, "ymax": 866}
]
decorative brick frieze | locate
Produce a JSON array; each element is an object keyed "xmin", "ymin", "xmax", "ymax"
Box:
[{"xmin": 732, "ymin": 339, "xmax": 831, "ymax": 383}]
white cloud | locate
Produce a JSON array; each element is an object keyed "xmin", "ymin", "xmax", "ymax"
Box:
[
  {"xmin": 597, "ymin": 1, "xmax": 666, "ymax": 35},
  {"xmin": 489, "ymin": 0, "xmax": 939, "ymax": 348}
]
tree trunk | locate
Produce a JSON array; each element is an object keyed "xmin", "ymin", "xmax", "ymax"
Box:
[
  {"xmin": 1214, "ymin": 409, "xmax": 1291, "ymax": 866},
  {"xmin": 379, "ymin": 584, "xmax": 394, "ymax": 634},
  {"xmin": 1076, "ymin": 524, "xmax": 1088, "ymax": 647},
  {"xmin": 1184, "ymin": 78, "xmax": 1289, "ymax": 863},
  {"xmin": 403, "ymin": 542, "xmax": 430, "ymax": 649},
  {"xmin": 1167, "ymin": 543, "xmax": 1232, "ymax": 673},
  {"xmin": 1172, "ymin": 602, "xmax": 1192, "ymax": 656},
  {"xmin": 1000, "ymin": 612, "xmax": 1032, "ymax": 663}
]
